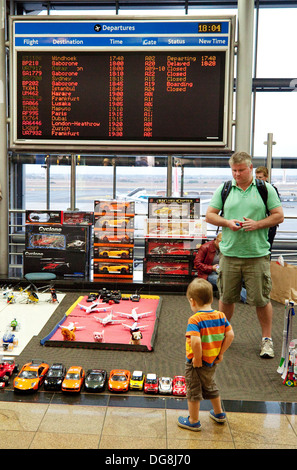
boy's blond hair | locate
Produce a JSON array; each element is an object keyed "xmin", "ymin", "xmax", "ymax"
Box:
[{"xmin": 187, "ymin": 278, "xmax": 213, "ymax": 306}]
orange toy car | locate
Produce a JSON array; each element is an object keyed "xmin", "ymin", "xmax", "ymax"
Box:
[
  {"xmin": 108, "ymin": 369, "xmax": 131, "ymax": 392},
  {"xmin": 62, "ymin": 366, "xmax": 85, "ymax": 393},
  {"xmin": 13, "ymin": 360, "xmax": 49, "ymax": 392}
]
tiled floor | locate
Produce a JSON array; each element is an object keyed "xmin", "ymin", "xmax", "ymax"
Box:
[{"xmin": 1, "ymin": 393, "xmax": 297, "ymax": 449}]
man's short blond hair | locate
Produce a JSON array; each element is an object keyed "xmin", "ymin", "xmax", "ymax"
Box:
[
  {"xmin": 229, "ymin": 151, "xmax": 252, "ymax": 167},
  {"xmin": 187, "ymin": 278, "xmax": 213, "ymax": 306}
]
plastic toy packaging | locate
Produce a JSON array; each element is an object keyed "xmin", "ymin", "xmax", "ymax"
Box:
[{"xmin": 276, "ymin": 255, "xmax": 285, "ymax": 266}]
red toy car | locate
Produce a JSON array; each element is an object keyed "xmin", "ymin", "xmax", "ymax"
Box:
[
  {"xmin": 144, "ymin": 373, "xmax": 159, "ymax": 394},
  {"xmin": 0, "ymin": 357, "xmax": 18, "ymax": 388},
  {"xmin": 172, "ymin": 375, "xmax": 187, "ymax": 396}
]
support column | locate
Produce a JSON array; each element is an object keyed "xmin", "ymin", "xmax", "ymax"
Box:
[
  {"xmin": 0, "ymin": 0, "xmax": 8, "ymax": 275},
  {"xmin": 235, "ymin": 0, "xmax": 255, "ymax": 154}
]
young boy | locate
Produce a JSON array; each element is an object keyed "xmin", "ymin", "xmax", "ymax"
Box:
[{"xmin": 178, "ymin": 278, "xmax": 234, "ymax": 431}]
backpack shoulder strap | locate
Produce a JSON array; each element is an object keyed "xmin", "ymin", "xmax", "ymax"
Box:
[
  {"xmin": 220, "ymin": 180, "xmax": 232, "ymax": 215},
  {"xmin": 255, "ymin": 178, "xmax": 269, "ymax": 215}
]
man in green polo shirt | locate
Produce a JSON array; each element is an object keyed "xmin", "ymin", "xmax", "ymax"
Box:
[{"xmin": 205, "ymin": 151, "xmax": 284, "ymax": 358}]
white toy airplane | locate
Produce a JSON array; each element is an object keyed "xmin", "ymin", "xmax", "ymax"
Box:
[
  {"xmin": 121, "ymin": 321, "xmax": 149, "ymax": 331},
  {"xmin": 115, "ymin": 307, "xmax": 152, "ymax": 322},
  {"xmin": 78, "ymin": 301, "xmax": 112, "ymax": 314},
  {"xmin": 59, "ymin": 321, "xmax": 85, "ymax": 331},
  {"xmin": 94, "ymin": 311, "xmax": 123, "ymax": 326}
]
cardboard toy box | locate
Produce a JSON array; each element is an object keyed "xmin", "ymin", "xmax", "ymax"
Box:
[
  {"xmin": 63, "ymin": 211, "xmax": 94, "ymax": 226},
  {"xmin": 25, "ymin": 224, "xmax": 90, "ymax": 252},
  {"xmin": 143, "ymin": 257, "xmax": 192, "ymax": 280},
  {"xmin": 145, "ymin": 238, "xmax": 197, "ymax": 258},
  {"xmin": 94, "ymin": 229, "xmax": 134, "ymax": 245},
  {"xmin": 148, "ymin": 197, "xmax": 200, "ymax": 219},
  {"xmin": 26, "ymin": 210, "xmax": 63, "ymax": 225},
  {"xmin": 93, "ymin": 259, "xmax": 133, "ymax": 279},
  {"xmin": 94, "ymin": 245, "xmax": 133, "ymax": 260},
  {"xmin": 94, "ymin": 200, "xmax": 135, "ymax": 216},
  {"xmin": 23, "ymin": 249, "xmax": 90, "ymax": 279},
  {"xmin": 94, "ymin": 214, "xmax": 134, "ymax": 230}
]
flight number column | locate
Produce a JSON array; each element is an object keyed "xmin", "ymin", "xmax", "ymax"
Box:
[
  {"xmin": 21, "ymin": 56, "xmax": 42, "ymax": 136},
  {"xmin": 109, "ymin": 56, "xmax": 124, "ymax": 137}
]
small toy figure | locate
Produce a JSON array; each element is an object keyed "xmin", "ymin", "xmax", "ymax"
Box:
[
  {"xmin": 49, "ymin": 287, "xmax": 58, "ymax": 303},
  {"xmin": 10, "ymin": 318, "xmax": 18, "ymax": 331},
  {"xmin": 129, "ymin": 328, "xmax": 142, "ymax": 345},
  {"xmin": 61, "ymin": 327, "xmax": 76, "ymax": 341},
  {"xmin": 93, "ymin": 331, "xmax": 104, "ymax": 342}
]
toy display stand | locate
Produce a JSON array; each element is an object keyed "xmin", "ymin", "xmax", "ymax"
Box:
[
  {"xmin": 277, "ymin": 299, "xmax": 296, "ymax": 386},
  {"xmin": 23, "ymin": 272, "xmax": 57, "ymax": 293}
]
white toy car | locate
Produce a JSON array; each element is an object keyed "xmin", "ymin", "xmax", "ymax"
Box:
[{"xmin": 158, "ymin": 376, "xmax": 173, "ymax": 394}]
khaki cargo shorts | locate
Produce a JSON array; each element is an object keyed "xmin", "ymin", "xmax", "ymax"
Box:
[
  {"xmin": 185, "ymin": 361, "xmax": 219, "ymax": 402},
  {"xmin": 217, "ymin": 254, "xmax": 272, "ymax": 307}
]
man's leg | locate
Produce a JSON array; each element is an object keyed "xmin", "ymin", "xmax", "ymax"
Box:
[
  {"xmin": 219, "ymin": 299, "xmax": 235, "ymax": 322},
  {"xmin": 256, "ymin": 302, "xmax": 273, "ymax": 338},
  {"xmin": 257, "ymin": 302, "xmax": 274, "ymax": 358}
]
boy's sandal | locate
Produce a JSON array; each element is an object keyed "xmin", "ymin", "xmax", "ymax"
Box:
[
  {"xmin": 209, "ymin": 409, "xmax": 226, "ymax": 423},
  {"xmin": 177, "ymin": 416, "xmax": 202, "ymax": 431}
]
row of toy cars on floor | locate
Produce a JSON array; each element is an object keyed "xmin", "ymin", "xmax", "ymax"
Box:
[{"xmin": 0, "ymin": 357, "xmax": 186, "ymax": 396}]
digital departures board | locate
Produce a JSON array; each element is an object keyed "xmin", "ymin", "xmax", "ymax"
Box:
[{"xmin": 11, "ymin": 17, "xmax": 235, "ymax": 152}]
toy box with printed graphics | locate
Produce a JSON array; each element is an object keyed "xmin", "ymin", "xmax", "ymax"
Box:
[
  {"xmin": 25, "ymin": 225, "xmax": 90, "ymax": 252},
  {"xmin": 94, "ymin": 200, "xmax": 135, "ymax": 216},
  {"xmin": 148, "ymin": 197, "xmax": 200, "ymax": 220},
  {"xmin": 143, "ymin": 257, "xmax": 192, "ymax": 280},
  {"xmin": 63, "ymin": 211, "xmax": 94, "ymax": 226},
  {"xmin": 94, "ymin": 245, "xmax": 133, "ymax": 260},
  {"xmin": 145, "ymin": 238, "xmax": 197, "ymax": 258},
  {"xmin": 93, "ymin": 259, "xmax": 133, "ymax": 279},
  {"xmin": 94, "ymin": 214, "xmax": 134, "ymax": 230},
  {"xmin": 26, "ymin": 210, "xmax": 63, "ymax": 225},
  {"xmin": 94, "ymin": 229, "xmax": 134, "ymax": 245},
  {"xmin": 23, "ymin": 249, "xmax": 89, "ymax": 279}
]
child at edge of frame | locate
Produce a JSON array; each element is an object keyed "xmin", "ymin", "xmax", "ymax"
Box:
[{"xmin": 178, "ymin": 278, "xmax": 234, "ymax": 431}]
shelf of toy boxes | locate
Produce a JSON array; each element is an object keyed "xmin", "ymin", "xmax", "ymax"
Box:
[
  {"xmin": 23, "ymin": 210, "xmax": 93, "ymax": 279},
  {"xmin": 93, "ymin": 200, "xmax": 135, "ymax": 281},
  {"xmin": 143, "ymin": 197, "xmax": 207, "ymax": 282}
]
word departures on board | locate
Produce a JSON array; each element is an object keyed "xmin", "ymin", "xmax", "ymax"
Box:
[{"xmin": 10, "ymin": 16, "xmax": 235, "ymax": 153}]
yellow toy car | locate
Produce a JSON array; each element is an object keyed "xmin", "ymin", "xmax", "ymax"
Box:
[
  {"xmin": 100, "ymin": 264, "xmax": 129, "ymax": 274},
  {"xmin": 99, "ymin": 249, "xmax": 130, "ymax": 258},
  {"xmin": 130, "ymin": 370, "xmax": 145, "ymax": 390}
]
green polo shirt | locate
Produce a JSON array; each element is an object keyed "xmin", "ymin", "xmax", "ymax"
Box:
[{"xmin": 209, "ymin": 178, "xmax": 282, "ymax": 258}]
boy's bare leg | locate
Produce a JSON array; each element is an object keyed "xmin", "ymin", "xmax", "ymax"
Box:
[
  {"xmin": 210, "ymin": 396, "xmax": 223, "ymax": 415},
  {"xmin": 187, "ymin": 399, "xmax": 200, "ymax": 423}
]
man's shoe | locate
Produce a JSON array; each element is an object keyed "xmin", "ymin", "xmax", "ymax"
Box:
[{"xmin": 260, "ymin": 337, "xmax": 274, "ymax": 358}]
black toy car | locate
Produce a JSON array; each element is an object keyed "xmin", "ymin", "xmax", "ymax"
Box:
[
  {"xmin": 84, "ymin": 369, "xmax": 107, "ymax": 392},
  {"xmin": 44, "ymin": 363, "xmax": 66, "ymax": 391}
]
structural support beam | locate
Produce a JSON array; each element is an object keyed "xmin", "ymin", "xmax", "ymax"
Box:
[
  {"xmin": 0, "ymin": 0, "xmax": 8, "ymax": 275},
  {"xmin": 235, "ymin": 0, "xmax": 255, "ymax": 154}
]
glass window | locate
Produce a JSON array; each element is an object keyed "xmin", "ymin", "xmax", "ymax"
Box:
[
  {"xmin": 24, "ymin": 162, "xmax": 71, "ymax": 210},
  {"xmin": 76, "ymin": 164, "xmax": 114, "ymax": 211},
  {"xmin": 253, "ymin": 92, "xmax": 297, "ymax": 158},
  {"xmin": 257, "ymin": 8, "xmax": 297, "ymax": 78}
]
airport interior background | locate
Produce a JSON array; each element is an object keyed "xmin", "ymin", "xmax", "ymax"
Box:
[{"xmin": 1, "ymin": 0, "xmax": 297, "ymax": 452}]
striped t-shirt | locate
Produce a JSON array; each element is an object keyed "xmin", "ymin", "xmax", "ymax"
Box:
[{"xmin": 185, "ymin": 309, "xmax": 232, "ymax": 367}]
